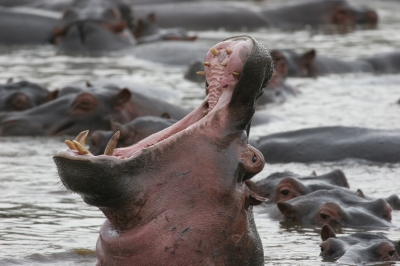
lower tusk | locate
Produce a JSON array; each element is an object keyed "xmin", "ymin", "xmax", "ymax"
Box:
[
  {"xmin": 196, "ymin": 71, "xmax": 206, "ymax": 76},
  {"xmin": 104, "ymin": 131, "xmax": 120, "ymax": 156},
  {"xmin": 75, "ymin": 130, "xmax": 89, "ymax": 145},
  {"xmin": 231, "ymin": 71, "xmax": 241, "ymax": 78},
  {"xmin": 65, "ymin": 140, "xmax": 77, "ymax": 150},
  {"xmin": 72, "ymin": 140, "xmax": 89, "ymax": 155}
]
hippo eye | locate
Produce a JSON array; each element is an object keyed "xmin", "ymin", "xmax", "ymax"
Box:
[
  {"xmin": 252, "ymin": 155, "xmax": 257, "ymax": 163},
  {"xmin": 320, "ymin": 213, "xmax": 329, "ymax": 220},
  {"xmin": 389, "ymin": 250, "xmax": 395, "ymax": 257},
  {"xmin": 280, "ymin": 189, "xmax": 289, "ymax": 196}
]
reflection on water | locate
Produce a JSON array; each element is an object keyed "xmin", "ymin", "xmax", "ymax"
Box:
[{"xmin": 1, "ymin": 0, "xmax": 400, "ymax": 265}]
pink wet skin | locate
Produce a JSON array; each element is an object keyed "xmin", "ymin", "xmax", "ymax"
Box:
[{"xmin": 54, "ymin": 36, "xmax": 268, "ymax": 266}]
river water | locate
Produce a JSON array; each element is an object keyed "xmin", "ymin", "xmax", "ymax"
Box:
[{"xmin": 0, "ymin": 0, "xmax": 400, "ymax": 265}]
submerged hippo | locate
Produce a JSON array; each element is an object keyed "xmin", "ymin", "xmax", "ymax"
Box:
[
  {"xmin": 89, "ymin": 116, "xmax": 176, "ymax": 155},
  {"xmin": 268, "ymin": 189, "xmax": 393, "ymax": 228},
  {"xmin": 320, "ymin": 224, "xmax": 400, "ymax": 263},
  {"xmin": 271, "ymin": 49, "xmax": 400, "ymax": 78},
  {"xmin": 0, "ymin": 82, "xmax": 189, "ymax": 136},
  {"xmin": 54, "ymin": 0, "xmax": 136, "ymax": 54},
  {"xmin": 0, "ymin": 80, "xmax": 58, "ymax": 112},
  {"xmin": 135, "ymin": 0, "xmax": 377, "ymax": 31},
  {"xmin": 254, "ymin": 126, "xmax": 400, "ymax": 163},
  {"xmin": 246, "ymin": 170, "xmax": 349, "ymax": 202},
  {"xmin": 53, "ymin": 36, "xmax": 273, "ymax": 265},
  {"xmin": 133, "ymin": 12, "xmax": 197, "ymax": 44},
  {"xmin": 247, "ymin": 170, "xmax": 400, "ymax": 210}
]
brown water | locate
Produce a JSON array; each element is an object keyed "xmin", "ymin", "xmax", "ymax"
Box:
[{"xmin": 1, "ymin": 0, "xmax": 400, "ymax": 265}]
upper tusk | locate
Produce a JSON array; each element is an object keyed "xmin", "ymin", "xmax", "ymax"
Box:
[
  {"xmin": 75, "ymin": 130, "xmax": 89, "ymax": 145},
  {"xmin": 104, "ymin": 131, "xmax": 120, "ymax": 156},
  {"xmin": 72, "ymin": 140, "xmax": 90, "ymax": 155}
]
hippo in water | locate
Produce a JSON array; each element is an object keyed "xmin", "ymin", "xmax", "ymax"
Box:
[
  {"xmin": 253, "ymin": 126, "xmax": 400, "ymax": 163},
  {"xmin": 267, "ymin": 189, "xmax": 393, "ymax": 229},
  {"xmin": 271, "ymin": 49, "xmax": 400, "ymax": 78},
  {"xmin": 0, "ymin": 82, "xmax": 189, "ymax": 136},
  {"xmin": 320, "ymin": 224, "xmax": 400, "ymax": 263},
  {"xmin": 246, "ymin": 170, "xmax": 400, "ymax": 210},
  {"xmin": 53, "ymin": 35, "xmax": 273, "ymax": 265},
  {"xmin": 0, "ymin": 80, "xmax": 58, "ymax": 112},
  {"xmin": 135, "ymin": 0, "xmax": 377, "ymax": 31},
  {"xmin": 89, "ymin": 116, "xmax": 177, "ymax": 155}
]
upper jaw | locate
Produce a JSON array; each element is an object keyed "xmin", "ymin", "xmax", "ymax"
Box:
[{"xmin": 54, "ymin": 35, "xmax": 271, "ymax": 162}]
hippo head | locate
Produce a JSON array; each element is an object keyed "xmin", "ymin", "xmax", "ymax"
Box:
[
  {"xmin": 320, "ymin": 225, "xmax": 400, "ymax": 263},
  {"xmin": 0, "ymin": 80, "xmax": 58, "ymax": 112},
  {"xmin": 0, "ymin": 84, "xmax": 132, "ymax": 136},
  {"xmin": 53, "ymin": 36, "xmax": 272, "ymax": 265},
  {"xmin": 53, "ymin": 0, "xmax": 135, "ymax": 54}
]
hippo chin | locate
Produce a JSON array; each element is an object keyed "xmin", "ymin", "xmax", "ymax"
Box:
[{"xmin": 53, "ymin": 36, "xmax": 273, "ymax": 265}]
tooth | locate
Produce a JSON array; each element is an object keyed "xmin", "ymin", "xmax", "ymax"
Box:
[
  {"xmin": 210, "ymin": 48, "xmax": 219, "ymax": 56},
  {"xmin": 220, "ymin": 62, "xmax": 227, "ymax": 66},
  {"xmin": 72, "ymin": 140, "xmax": 89, "ymax": 155},
  {"xmin": 104, "ymin": 131, "xmax": 120, "ymax": 156},
  {"xmin": 196, "ymin": 71, "xmax": 206, "ymax": 76},
  {"xmin": 205, "ymin": 87, "xmax": 209, "ymax": 93},
  {"xmin": 203, "ymin": 61, "xmax": 210, "ymax": 67},
  {"xmin": 231, "ymin": 71, "xmax": 240, "ymax": 78},
  {"xmin": 217, "ymin": 87, "xmax": 221, "ymax": 91},
  {"xmin": 203, "ymin": 101, "xmax": 209, "ymax": 108},
  {"xmin": 65, "ymin": 140, "xmax": 77, "ymax": 150},
  {"xmin": 203, "ymin": 110, "xmax": 209, "ymax": 116},
  {"xmin": 226, "ymin": 48, "xmax": 232, "ymax": 55},
  {"xmin": 75, "ymin": 130, "xmax": 89, "ymax": 145}
]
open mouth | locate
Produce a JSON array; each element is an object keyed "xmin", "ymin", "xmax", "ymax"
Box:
[{"xmin": 54, "ymin": 36, "xmax": 256, "ymax": 162}]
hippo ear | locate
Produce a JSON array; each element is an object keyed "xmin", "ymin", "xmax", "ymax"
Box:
[
  {"xmin": 148, "ymin": 12, "xmax": 157, "ymax": 23},
  {"xmin": 114, "ymin": 88, "xmax": 131, "ymax": 106},
  {"xmin": 301, "ymin": 49, "xmax": 316, "ymax": 77},
  {"xmin": 47, "ymin": 89, "xmax": 59, "ymax": 101},
  {"xmin": 355, "ymin": 189, "xmax": 365, "ymax": 198},
  {"xmin": 311, "ymin": 171, "xmax": 317, "ymax": 176},
  {"xmin": 277, "ymin": 202, "xmax": 298, "ymax": 221},
  {"xmin": 161, "ymin": 112, "xmax": 171, "ymax": 119},
  {"xmin": 321, "ymin": 224, "xmax": 336, "ymax": 241},
  {"xmin": 111, "ymin": 119, "xmax": 129, "ymax": 140}
]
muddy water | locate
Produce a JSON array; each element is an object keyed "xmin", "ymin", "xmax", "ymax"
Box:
[{"xmin": 1, "ymin": 0, "xmax": 400, "ymax": 265}]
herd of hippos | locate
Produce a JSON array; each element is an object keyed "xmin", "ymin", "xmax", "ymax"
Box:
[{"xmin": 1, "ymin": 0, "xmax": 400, "ymax": 265}]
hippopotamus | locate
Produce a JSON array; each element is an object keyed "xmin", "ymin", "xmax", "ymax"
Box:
[
  {"xmin": 268, "ymin": 189, "xmax": 393, "ymax": 228},
  {"xmin": 247, "ymin": 169, "xmax": 400, "ymax": 210},
  {"xmin": 133, "ymin": 12, "xmax": 197, "ymax": 44},
  {"xmin": 53, "ymin": 0, "xmax": 136, "ymax": 54},
  {"xmin": 320, "ymin": 224, "xmax": 400, "ymax": 263},
  {"xmin": 0, "ymin": 7, "xmax": 58, "ymax": 45},
  {"xmin": 89, "ymin": 116, "xmax": 176, "ymax": 155},
  {"xmin": 271, "ymin": 49, "xmax": 400, "ymax": 78},
  {"xmin": 253, "ymin": 126, "xmax": 400, "ymax": 163},
  {"xmin": 0, "ymin": 82, "xmax": 189, "ymax": 136},
  {"xmin": 53, "ymin": 35, "xmax": 273, "ymax": 266},
  {"xmin": 0, "ymin": 80, "xmax": 58, "ymax": 112},
  {"xmin": 134, "ymin": 0, "xmax": 377, "ymax": 31},
  {"xmin": 246, "ymin": 170, "xmax": 349, "ymax": 202}
]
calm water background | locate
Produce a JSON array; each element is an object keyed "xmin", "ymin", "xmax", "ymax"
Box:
[{"xmin": 1, "ymin": 0, "xmax": 400, "ymax": 265}]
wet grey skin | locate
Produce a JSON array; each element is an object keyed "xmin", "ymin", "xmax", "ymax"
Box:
[
  {"xmin": 89, "ymin": 116, "xmax": 177, "ymax": 155},
  {"xmin": 254, "ymin": 126, "xmax": 400, "ymax": 164},
  {"xmin": 268, "ymin": 189, "xmax": 393, "ymax": 229},
  {"xmin": 53, "ymin": 36, "xmax": 273, "ymax": 265},
  {"xmin": 0, "ymin": 80, "xmax": 58, "ymax": 112},
  {"xmin": 0, "ymin": 83, "xmax": 189, "ymax": 136},
  {"xmin": 54, "ymin": 0, "xmax": 136, "ymax": 54},
  {"xmin": 134, "ymin": 0, "xmax": 377, "ymax": 31},
  {"xmin": 247, "ymin": 169, "xmax": 400, "ymax": 210},
  {"xmin": 320, "ymin": 224, "xmax": 400, "ymax": 263}
]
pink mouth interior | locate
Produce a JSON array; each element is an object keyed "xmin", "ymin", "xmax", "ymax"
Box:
[{"xmin": 67, "ymin": 37, "xmax": 255, "ymax": 160}]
